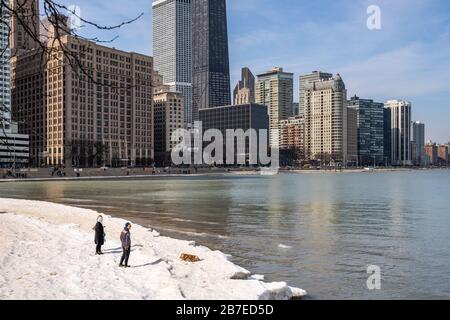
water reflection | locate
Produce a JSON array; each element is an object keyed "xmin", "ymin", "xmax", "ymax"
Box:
[{"xmin": 1, "ymin": 171, "xmax": 450, "ymax": 299}]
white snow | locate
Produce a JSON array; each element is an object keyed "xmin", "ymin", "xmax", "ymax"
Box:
[
  {"xmin": 0, "ymin": 198, "xmax": 306, "ymax": 300},
  {"xmin": 278, "ymin": 244, "xmax": 292, "ymax": 250}
]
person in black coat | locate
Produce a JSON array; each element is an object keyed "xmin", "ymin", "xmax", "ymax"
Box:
[{"xmin": 94, "ymin": 215, "xmax": 105, "ymax": 255}]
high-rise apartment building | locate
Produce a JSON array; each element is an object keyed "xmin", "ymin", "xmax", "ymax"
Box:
[
  {"xmin": 152, "ymin": 0, "xmax": 192, "ymax": 124},
  {"xmin": 10, "ymin": 49, "xmax": 45, "ymax": 166},
  {"xmin": 410, "ymin": 121, "xmax": 425, "ymax": 166},
  {"xmin": 347, "ymin": 107, "xmax": 358, "ymax": 164},
  {"xmin": 425, "ymin": 142, "xmax": 438, "ymax": 165},
  {"xmin": 192, "ymin": 0, "xmax": 231, "ymax": 120},
  {"xmin": 10, "ymin": 0, "xmax": 40, "ymax": 56},
  {"xmin": 385, "ymin": 100, "xmax": 412, "ymax": 166},
  {"xmin": 304, "ymin": 74, "xmax": 349, "ymax": 164},
  {"xmin": 299, "ymin": 71, "xmax": 332, "ymax": 116},
  {"xmin": 44, "ymin": 35, "xmax": 154, "ymax": 167},
  {"xmin": 280, "ymin": 116, "xmax": 305, "ymax": 160},
  {"xmin": 348, "ymin": 96, "xmax": 385, "ymax": 166},
  {"xmin": 1, "ymin": 1, "xmax": 11, "ymax": 128},
  {"xmin": 437, "ymin": 144, "xmax": 448, "ymax": 166},
  {"xmin": 233, "ymin": 67, "xmax": 255, "ymax": 105},
  {"xmin": 153, "ymin": 85, "xmax": 184, "ymax": 166},
  {"xmin": 383, "ymin": 108, "xmax": 392, "ymax": 166},
  {"xmin": 256, "ymin": 67, "xmax": 293, "ymax": 148},
  {"xmin": 1, "ymin": 3, "xmax": 29, "ymax": 168}
]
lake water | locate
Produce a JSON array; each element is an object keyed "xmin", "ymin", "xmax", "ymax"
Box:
[{"xmin": 1, "ymin": 170, "xmax": 450, "ymax": 299}]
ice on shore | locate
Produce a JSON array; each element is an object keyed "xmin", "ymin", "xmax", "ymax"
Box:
[{"xmin": 0, "ymin": 198, "xmax": 306, "ymax": 300}]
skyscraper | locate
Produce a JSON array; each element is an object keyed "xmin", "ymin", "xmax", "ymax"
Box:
[
  {"xmin": 304, "ymin": 74, "xmax": 349, "ymax": 164},
  {"xmin": 411, "ymin": 121, "xmax": 425, "ymax": 166},
  {"xmin": 383, "ymin": 108, "xmax": 392, "ymax": 166},
  {"xmin": 348, "ymin": 96, "xmax": 385, "ymax": 166},
  {"xmin": 233, "ymin": 67, "xmax": 255, "ymax": 105},
  {"xmin": 11, "ymin": 49, "xmax": 45, "ymax": 166},
  {"xmin": 385, "ymin": 100, "xmax": 412, "ymax": 166},
  {"xmin": 1, "ymin": 2, "xmax": 11, "ymax": 129},
  {"xmin": 347, "ymin": 106, "xmax": 358, "ymax": 165},
  {"xmin": 256, "ymin": 67, "xmax": 293, "ymax": 148},
  {"xmin": 299, "ymin": 71, "xmax": 332, "ymax": 116},
  {"xmin": 152, "ymin": 0, "xmax": 192, "ymax": 124},
  {"xmin": 192, "ymin": 0, "xmax": 231, "ymax": 120},
  {"xmin": 1, "ymin": 3, "xmax": 29, "ymax": 168},
  {"xmin": 10, "ymin": 0, "xmax": 40, "ymax": 56}
]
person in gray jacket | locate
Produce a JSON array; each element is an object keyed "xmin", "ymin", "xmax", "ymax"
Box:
[{"xmin": 119, "ymin": 223, "xmax": 132, "ymax": 268}]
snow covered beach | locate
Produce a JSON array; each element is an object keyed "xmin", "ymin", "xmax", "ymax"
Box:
[{"xmin": 0, "ymin": 198, "xmax": 306, "ymax": 300}]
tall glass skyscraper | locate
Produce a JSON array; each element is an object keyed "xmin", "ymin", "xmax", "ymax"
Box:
[
  {"xmin": 192, "ymin": 0, "xmax": 231, "ymax": 121},
  {"xmin": 348, "ymin": 96, "xmax": 385, "ymax": 166},
  {"xmin": 385, "ymin": 100, "xmax": 412, "ymax": 166},
  {"xmin": 411, "ymin": 121, "xmax": 426, "ymax": 166},
  {"xmin": 153, "ymin": 0, "xmax": 192, "ymax": 124}
]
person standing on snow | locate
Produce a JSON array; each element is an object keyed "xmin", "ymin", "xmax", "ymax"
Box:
[
  {"xmin": 94, "ymin": 215, "xmax": 106, "ymax": 255},
  {"xmin": 119, "ymin": 223, "xmax": 132, "ymax": 268}
]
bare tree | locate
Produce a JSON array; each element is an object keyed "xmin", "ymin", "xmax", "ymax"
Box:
[{"xmin": 1, "ymin": 0, "xmax": 147, "ymax": 171}]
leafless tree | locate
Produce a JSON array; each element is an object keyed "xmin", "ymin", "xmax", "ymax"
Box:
[{"xmin": 0, "ymin": 0, "xmax": 145, "ymax": 170}]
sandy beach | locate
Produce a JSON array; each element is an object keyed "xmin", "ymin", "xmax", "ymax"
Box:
[{"xmin": 0, "ymin": 198, "xmax": 306, "ymax": 300}]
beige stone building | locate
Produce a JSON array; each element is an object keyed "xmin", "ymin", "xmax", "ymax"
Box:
[
  {"xmin": 304, "ymin": 74, "xmax": 350, "ymax": 164},
  {"xmin": 44, "ymin": 35, "xmax": 154, "ymax": 167},
  {"xmin": 153, "ymin": 85, "xmax": 184, "ymax": 166},
  {"xmin": 10, "ymin": 49, "xmax": 47, "ymax": 166},
  {"xmin": 256, "ymin": 67, "xmax": 293, "ymax": 148}
]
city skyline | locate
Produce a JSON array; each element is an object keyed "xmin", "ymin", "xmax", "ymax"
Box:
[{"xmin": 50, "ymin": 0, "xmax": 450, "ymax": 144}]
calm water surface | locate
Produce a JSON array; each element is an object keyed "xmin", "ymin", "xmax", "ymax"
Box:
[{"xmin": 1, "ymin": 171, "xmax": 450, "ymax": 299}]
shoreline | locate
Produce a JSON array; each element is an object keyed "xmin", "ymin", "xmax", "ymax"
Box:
[
  {"xmin": 1, "ymin": 167, "xmax": 447, "ymax": 183},
  {"xmin": 0, "ymin": 198, "xmax": 306, "ymax": 300}
]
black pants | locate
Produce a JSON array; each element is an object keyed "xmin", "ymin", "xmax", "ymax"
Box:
[
  {"xmin": 96, "ymin": 244, "xmax": 102, "ymax": 253},
  {"xmin": 120, "ymin": 247, "xmax": 131, "ymax": 266}
]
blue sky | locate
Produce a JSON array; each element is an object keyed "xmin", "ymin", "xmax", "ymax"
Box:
[{"xmin": 50, "ymin": 0, "xmax": 450, "ymax": 143}]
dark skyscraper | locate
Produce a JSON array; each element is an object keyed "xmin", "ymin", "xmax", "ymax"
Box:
[
  {"xmin": 348, "ymin": 96, "xmax": 385, "ymax": 166},
  {"xmin": 192, "ymin": 0, "xmax": 231, "ymax": 121}
]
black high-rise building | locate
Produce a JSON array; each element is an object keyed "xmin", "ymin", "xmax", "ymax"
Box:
[
  {"xmin": 192, "ymin": 0, "xmax": 231, "ymax": 121},
  {"xmin": 383, "ymin": 108, "xmax": 392, "ymax": 166}
]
